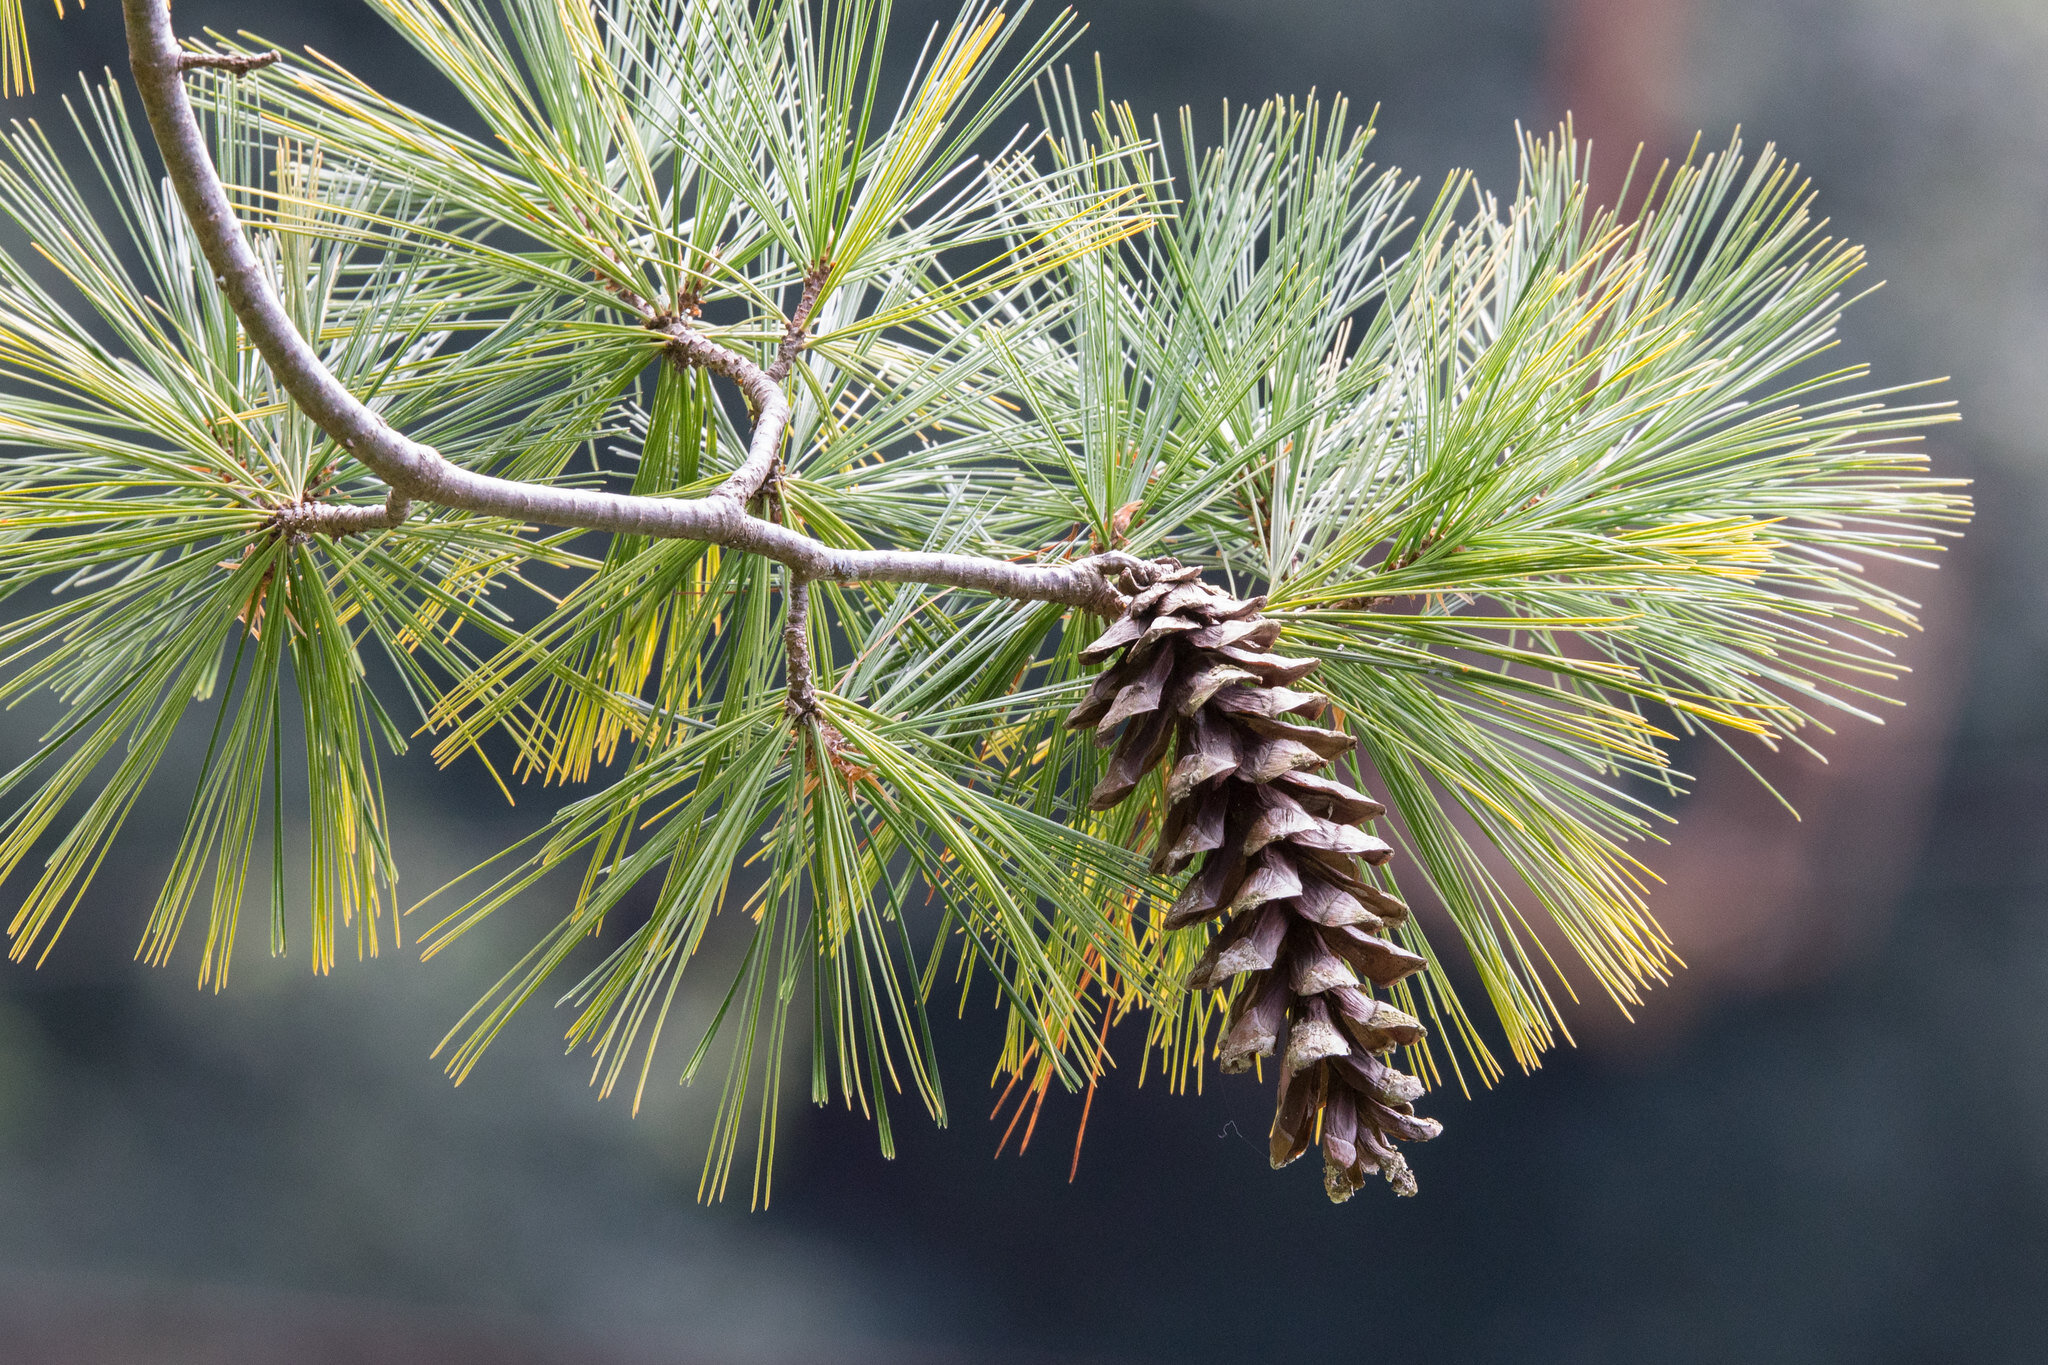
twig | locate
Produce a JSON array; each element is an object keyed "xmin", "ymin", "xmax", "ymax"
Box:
[
  {"xmin": 175, "ymin": 50, "xmax": 279, "ymax": 75},
  {"xmin": 783, "ymin": 574, "xmax": 819, "ymax": 722},
  {"xmin": 647, "ymin": 315, "xmax": 792, "ymax": 507},
  {"xmin": 766, "ymin": 260, "xmax": 830, "ymax": 385},
  {"xmin": 269, "ymin": 487, "xmax": 411, "ymax": 540},
  {"xmin": 119, "ymin": 1, "xmax": 1139, "ymax": 617}
]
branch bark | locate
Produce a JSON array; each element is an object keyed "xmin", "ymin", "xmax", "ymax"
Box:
[
  {"xmin": 765, "ymin": 261, "xmax": 829, "ymax": 385},
  {"xmin": 120, "ymin": 0, "xmax": 1134, "ymax": 616},
  {"xmin": 272, "ymin": 487, "xmax": 412, "ymax": 540},
  {"xmin": 175, "ymin": 50, "xmax": 280, "ymax": 74},
  {"xmin": 650, "ymin": 317, "xmax": 790, "ymax": 508},
  {"xmin": 782, "ymin": 575, "xmax": 820, "ymax": 721}
]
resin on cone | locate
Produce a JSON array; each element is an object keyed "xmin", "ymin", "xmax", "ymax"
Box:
[{"xmin": 1069, "ymin": 564, "xmax": 1440, "ymax": 1200}]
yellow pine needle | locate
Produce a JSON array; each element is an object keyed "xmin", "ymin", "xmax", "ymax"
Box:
[{"xmin": 0, "ymin": 1, "xmax": 68, "ymax": 101}]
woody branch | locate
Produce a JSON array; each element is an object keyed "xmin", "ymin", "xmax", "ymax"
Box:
[{"xmin": 118, "ymin": 0, "xmax": 1139, "ymax": 617}]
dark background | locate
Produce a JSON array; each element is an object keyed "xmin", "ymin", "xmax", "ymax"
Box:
[{"xmin": 1, "ymin": 1, "xmax": 2043, "ymax": 1361}]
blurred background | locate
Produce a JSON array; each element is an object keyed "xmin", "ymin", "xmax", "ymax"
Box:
[{"xmin": 0, "ymin": 0, "xmax": 2041, "ymax": 1360}]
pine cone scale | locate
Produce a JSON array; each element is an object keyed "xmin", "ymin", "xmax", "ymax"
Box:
[{"xmin": 1273, "ymin": 769, "xmax": 1386, "ymax": 821}]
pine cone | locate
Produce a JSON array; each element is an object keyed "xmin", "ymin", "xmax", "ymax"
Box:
[{"xmin": 1069, "ymin": 565, "xmax": 1441, "ymax": 1201}]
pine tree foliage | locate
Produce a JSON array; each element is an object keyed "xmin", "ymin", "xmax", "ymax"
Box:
[{"xmin": 0, "ymin": 0, "xmax": 1967, "ymax": 1202}]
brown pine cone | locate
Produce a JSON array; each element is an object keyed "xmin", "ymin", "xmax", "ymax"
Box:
[{"xmin": 1068, "ymin": 564, "xmax": 1441, "ymax": 1201}]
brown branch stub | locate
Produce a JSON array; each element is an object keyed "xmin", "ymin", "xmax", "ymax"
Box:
[
  {"xmin": 766, "ymin": 260, "xmax": 831, "ymax": 385},
  {"xmin": 1333, "ymin": 534, "xmax": 1444, "ymax": 612},
  {"xmin": 267, "ymin": 488, "xmax": 411, "ymax": 542},
  {"xmin": 784, "ymin": 574, "xmax": 871, "ymax": 786},
  {"xmin": 760, "ymin": 453, "xmax": 788, "ymax": 525},
  {"xmin": 175, "ymin": 50, "xmax": 281, "ymax": 76},
  {"xmin": 783, "ymin": 574, "xmax": 821, "ymax": 724}
]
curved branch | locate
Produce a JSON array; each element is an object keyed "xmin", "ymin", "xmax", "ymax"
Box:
[
  {"xmin": 651, "ymin": 317, "xmax": 791, "ymax": 506},
  {"xmin": 119, "ymin": 0, "xmax": 1133, "ymax": 615}
]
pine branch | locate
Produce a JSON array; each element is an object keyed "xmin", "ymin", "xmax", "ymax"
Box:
[
  {"xmin": 269, "ymin": 487, "xmax": 412, "ymax": 540},
  {"xmin": 765, "ymin": 260, "xmax": 830, "ymax": 386},
  {"xmin": 173, "ymin": 49, "xmax": 279, "ymax": 75},
  {"xmin": 0, "ymin": 0, "xmax": 1948, "ymax": 1204},
  {"xmin": 782, "ymin": 574, "xmax": 820, "ymax": 722},
  {"xmin": 117, "ymin": 0, "xmax": 1135, "ymax": 615}
]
